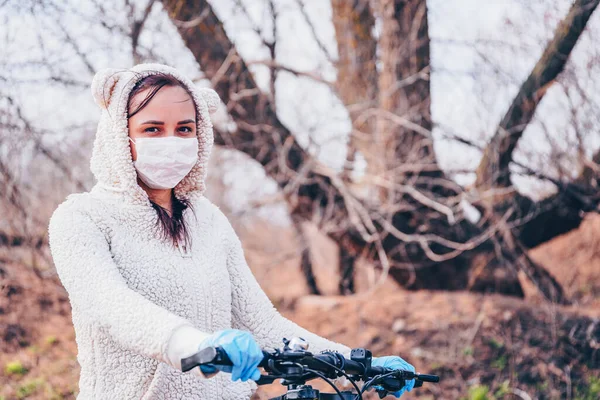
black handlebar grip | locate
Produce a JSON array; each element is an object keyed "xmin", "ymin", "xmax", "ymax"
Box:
[
  {"xmin": 213, "ymin": 348, "xmax": 233, "ymax": 365},
  {"xmin": 181, "ymin": 346, "xmax": 273, "ymax": 373},
  {"xmin": 417, "ymin": 374, "xmax": 439, "ymax": 383},
  {"xmin": 214, "ymin": 347, "xmax": 274, "ymax": 367}
]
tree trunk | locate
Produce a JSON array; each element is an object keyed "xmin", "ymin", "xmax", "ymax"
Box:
[
  {"xmin": 331, "ymin": 0, "xmax": 378, "ymax": 182},
  {"xmin": 338, "ymin": 246, "xmax": 356, "ymax": 295},
  {"xmin": 331, "ymin": 0, "xmax": 377, "ymax": 292},
  {"xmin": 370, "ymin": 0, "xmax": 481, "ymax": 290},
  {"xmin": 291, "ymin": 216, "xmax": 321, "ymax": 295},
  {"xmin": 373, "ymin": 0, "xmax": 434, "ymax": 172}
]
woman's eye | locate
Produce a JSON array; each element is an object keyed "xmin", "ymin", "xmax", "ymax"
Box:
[
  {"xmin": 144, "ymin": 127, "xmax": 160, "ymax": 133},
  {"xmin": 179, "ymin": 126, "xmax": 193, "ymax": 133}
]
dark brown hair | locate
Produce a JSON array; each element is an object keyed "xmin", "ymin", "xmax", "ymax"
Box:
[
  {"xmin": 127, "ymin": 73, "xmax": 197, "ymax": 249},
  {"xmin": 150, "ymin": 192, "xmax": 193, "ymax": 250}
]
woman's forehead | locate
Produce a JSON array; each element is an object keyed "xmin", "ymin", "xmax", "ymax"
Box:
[{"xmin": 130, "ymin": 85, "xmax": 196, "ymax": 120}]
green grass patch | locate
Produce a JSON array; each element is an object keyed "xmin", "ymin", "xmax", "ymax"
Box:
[
  {"xmin": 491, "ymin": 354, "xmax": 508, "ymax": 371},
  {"xmin": 45, "ymin": 335, "xmax": 58, "ymax": 345},
  {"xmin": 465, "ymin": 384, "xmax": 490, "ymax": 400},
  {"xmin": 494, "ymin": 380, "xmax": 510, "ymax": 398},
  {"xmin": 575, "ymin": 376, "xmax": 600, "ymax": 400},
  {"xmin": 487, "ymin": 337, "xmax": 504, "ymax": 350},
  {"xmin": 5, "ymin": 360, "xmax": 28, "ymax": 376},
  {"xmin": 16, "ymin": 378, "xmax": 44, "ymax": 399}
]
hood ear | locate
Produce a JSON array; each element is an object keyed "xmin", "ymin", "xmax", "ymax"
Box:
[
  {"xmin": 197, "ymin": 88, "xmax": 220, "ymax": 114},
  {"xmin": 91, "ymin": 68, "xmax": 124, "ymax": 109}
]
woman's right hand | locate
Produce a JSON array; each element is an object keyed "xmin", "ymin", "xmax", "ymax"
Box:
[{"xmin": 198, "ymin": 329, "xmax": 263, "ymax": 382}]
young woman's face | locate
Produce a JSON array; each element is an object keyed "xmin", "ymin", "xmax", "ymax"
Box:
[{"xmin": 128, "ymin": 85, "xmax": 196, "ymax": 161}]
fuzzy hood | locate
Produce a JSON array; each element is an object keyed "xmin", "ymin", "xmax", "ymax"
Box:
[{"xmin": 89, "ymin": 63, "xmax": 220, "ymax": 205}]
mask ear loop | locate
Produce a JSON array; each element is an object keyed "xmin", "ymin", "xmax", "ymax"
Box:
[
  {"xmin": 128, "ymin": 136, "xmax": 138, "ymax": 164},
  {"xmin": 129, "ymin": 137, "xmax": 139, "ymax": 161},
  {"xmin": 126, "ymin": 136, "xmax": 149, "ymax": 198}
]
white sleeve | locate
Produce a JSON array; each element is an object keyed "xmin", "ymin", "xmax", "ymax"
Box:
[
  {"xmin": 48, "ymin": 198, "xmax": 210, "ymax": 375},
  {"xmin": 218, "ymin": 211, "xmax": 351, "ymax": 358}
]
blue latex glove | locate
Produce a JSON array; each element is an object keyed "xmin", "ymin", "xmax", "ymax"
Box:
[
  {"xmin": 198, "ymin": 329, "xmax": 263, "ymax": 382},
  {"xmin": 371, "ymin": 356, "xmax": 415, "ymax": 398}
]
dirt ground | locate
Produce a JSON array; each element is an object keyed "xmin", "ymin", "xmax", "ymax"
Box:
[{"xmin": 1, "ymin": 215, "xmax": 600, "ymax": 399}]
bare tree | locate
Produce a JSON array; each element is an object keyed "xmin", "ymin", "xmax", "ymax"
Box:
[{"xmin": 157, "ymin": 0, "xmax": 600, "ymax": 303}]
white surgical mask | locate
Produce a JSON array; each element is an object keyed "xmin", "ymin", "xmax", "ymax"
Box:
[{"xmin": 129, "ymin": 136, "xmax": 198, "ymax": 190}]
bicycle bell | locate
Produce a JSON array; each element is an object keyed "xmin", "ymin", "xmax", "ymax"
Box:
[{"xmin": 286, "ymin": 337, "xmax": 309, "ymax": 351}]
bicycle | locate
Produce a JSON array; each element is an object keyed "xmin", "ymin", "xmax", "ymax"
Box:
[{"xmin": 181, "ymin": 337, "xmax": 439, "ymax": 399}]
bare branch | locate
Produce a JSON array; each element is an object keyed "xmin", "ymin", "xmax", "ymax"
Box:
[
  {"xmin": 296, "ymin": 0, "xmax": 335, "ymax": 62},
  {"xmin": 131, "ymin": 0, "xmax": 157, "ymax": 63},
  {"xmin": 475, "ymin": 0, "xmax": 600, "ymax": 192}
]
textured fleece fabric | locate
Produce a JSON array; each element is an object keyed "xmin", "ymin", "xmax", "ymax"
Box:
[{"xmin": 48, "ymin": 63, "xmax": 351, "ymax": 400}]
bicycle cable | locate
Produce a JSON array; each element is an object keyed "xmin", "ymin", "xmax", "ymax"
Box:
[
  {"xmin": 304, "ymin": 368, "xmax": 345, "ymax": 399},
  {"xmin": 359, "ymin": 369, "xmax": 408, "ymax": 397},
  {"xmin": 311, "ymin": 356, "xmax": 363, "ymax": 400}
]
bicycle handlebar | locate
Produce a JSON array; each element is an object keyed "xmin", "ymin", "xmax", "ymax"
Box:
[{"xmin": 181, "ymin": 342, "xmax": 440, "ymax": 388}]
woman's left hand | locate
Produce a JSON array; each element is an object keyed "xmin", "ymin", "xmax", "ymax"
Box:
[
  {"xmin": 371, "ymin": 355, "xmax": 415, "ymax": 398},
  {"xmin": 198, "ymin": 329, "xmax": 263, "ymax": 382}
]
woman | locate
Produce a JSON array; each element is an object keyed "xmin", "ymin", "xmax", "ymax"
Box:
[{"xmin": 48, "ymin": 63, "xmax": 415, "ymax": 399}]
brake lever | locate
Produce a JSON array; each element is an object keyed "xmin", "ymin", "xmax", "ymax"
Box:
[
  {"xmin": 255, "ymin": 375, "xmax": 279, "ymax": 385},
  {"xmin": 371, "ymin": 369, "xmax": 427, "ymax": 398}
]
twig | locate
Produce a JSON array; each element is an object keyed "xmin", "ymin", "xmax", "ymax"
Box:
[{"xmin": 511, "ymin": 388, "xmax": 533, "ymax": 400}]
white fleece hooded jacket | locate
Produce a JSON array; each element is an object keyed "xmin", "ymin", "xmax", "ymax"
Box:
[{"xmin": 48, "ymin": 63, "xmax": 350, "ymax": 400}]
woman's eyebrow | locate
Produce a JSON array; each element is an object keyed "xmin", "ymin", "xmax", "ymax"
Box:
[
  {"xmin": 178, "ymin": 119, "xmax": 195, "ymax": 124},
  {"xmin": 141, "ymin": 120, "xmax": 164, "ymax": 125}
]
